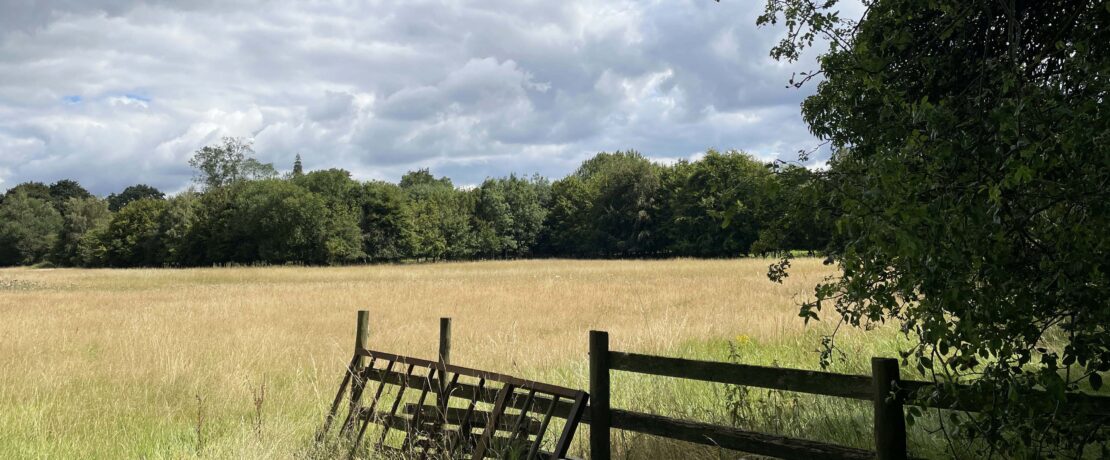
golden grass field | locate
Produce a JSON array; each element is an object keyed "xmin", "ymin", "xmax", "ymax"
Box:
[{"xmin": 0, "ymin": 258, "xmax": 923, "ymax": 459}]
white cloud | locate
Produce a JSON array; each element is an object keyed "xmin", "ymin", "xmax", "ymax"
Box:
[{"xmin": 0, "ymin": 0, "xmax": 846, "ymax": 195}]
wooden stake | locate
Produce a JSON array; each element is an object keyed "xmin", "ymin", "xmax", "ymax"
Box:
[
  {"xmin": 354, "ymin": 310, "xmax": 369, "ymax": 367},
  {"xmin": 590, "ymin": 330, "xmax": 611, "ymax": 460},
  {"xmin": 872, "ymin": 357, "xmax": 907, "ymax": 460}
]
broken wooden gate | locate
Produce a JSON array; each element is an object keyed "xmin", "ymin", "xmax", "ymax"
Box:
[{"xmin": 318, "ymin": 312, "xmax": 589, "ymax": 459}]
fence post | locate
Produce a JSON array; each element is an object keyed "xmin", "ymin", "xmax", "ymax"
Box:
[
  {"xmin": 342, "ymin": 310, "xmax": 370, "ymax": 436},
  {"xmin": 354, "ymin": 310, "xmax": 369, "ymax": 366},
  {"xmin": 439, "ymin": 317, "xmax": 452, "ymax": 365},
  {"xmin": 437, "ymin": 317, "xmax": 452, "ymax": 412},
  {"xmin": 590, "ymin": 330, "xmax": 611, "ymax": 460},
  {"xmin": 872, "ymin": 357, "xmax": 907, "ymax": 460}
]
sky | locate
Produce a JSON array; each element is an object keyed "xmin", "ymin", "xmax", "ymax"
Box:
[{"xmin": 0, "ymin": 0, "xmax": 851, "ymax": 195}]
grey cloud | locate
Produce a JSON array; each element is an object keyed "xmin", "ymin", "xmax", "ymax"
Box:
[
  {"xmin": 308, "ymin": 91, "xmax": 354, "ymax": 122},
  {"xmin": 0, "ymin": 0, "xmax": 848, "ymax": 195}
]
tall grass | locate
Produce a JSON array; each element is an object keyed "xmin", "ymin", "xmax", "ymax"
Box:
[{"xmin": 1, "ymin": 258, "xmax": 932, "ymax": 458}]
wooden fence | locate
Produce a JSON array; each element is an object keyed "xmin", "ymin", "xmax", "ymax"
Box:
[
  {"xmin": 329, "ymin": 313, "xmax": 1108, "ymax": 459},
  {"xmin": 587, "ymin": 330, "xmax": 1110, "ymax": 460}
]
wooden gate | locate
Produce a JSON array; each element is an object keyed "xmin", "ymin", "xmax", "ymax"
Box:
[{"xmin": 318, "ymin": 312, "xmax": 589, "ymax": 459}]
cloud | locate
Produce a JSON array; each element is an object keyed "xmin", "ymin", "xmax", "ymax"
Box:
[{"xmin": 0, "ymin": 0, "xmax": 846, "ymax": 195}]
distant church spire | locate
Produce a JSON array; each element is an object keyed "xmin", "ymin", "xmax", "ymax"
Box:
[{"xmin": 292, "ymin": 154, "xmax": 304, "ymax": 177}]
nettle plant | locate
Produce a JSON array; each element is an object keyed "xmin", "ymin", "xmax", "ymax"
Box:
[{"xmin": 758, "ymin": 0, "xmax": 1109, "ymax": 456}]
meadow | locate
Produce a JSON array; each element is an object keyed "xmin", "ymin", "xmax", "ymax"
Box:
[{"xmin": 1, "ymin": 258, "xmax": 936, "ymax": 459}]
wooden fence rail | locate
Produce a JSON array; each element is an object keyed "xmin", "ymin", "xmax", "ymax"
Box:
[
  {"xmin": 588, "ymin": 330, "xmax": 895, "ymax": 459},
  {"xmin": 588, "ymin": 330, "xmax": 1109, "ymax": 460}
]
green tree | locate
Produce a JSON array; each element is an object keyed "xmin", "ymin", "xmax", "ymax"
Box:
[
  {"xmin": 405, "ymin": 177, "xmax": 472, "ymax": 261},
  {"xmin": 47, "ymin": 180, "xmax": 93, "ymax": 213},
  {"xmin": 101, "ymin": 198, "xmax": 167, "ymax": 267},
  {"xmin": 541, "ymin": 176, "xmax": 593, "ymax": 256},
  {"xmin": 400, "ymin": 168, "xmax": 453, "ymax": 190},
  {"xmin": 357, "ymin": 181, "xmax": 414, "ymax": 261},
  {"xmin": 750, "ymin": 164, "xmax": 832, "ymax": 256},
  {"xmin": 760, "ymin": 0, "xmax": 1110, "ymax": 454},
  {"xmin": 473, "ymin": 179, "xmax": 511, "ymax": 258},
  {"xmin": 663, "ymin": 150, "xmax": 773, "ymax": 257},
  {"xmin": 473, "ymin": 175, "xmax": 549, "ymax": 258},
  {"xmin": 156, "ymin": 192, "xmax": 200, "ymax": 266},
  {"xmin": 107, "ymin": 184, "xmax": 164, "ymax": 212},
  {"xmin": 222, "ymin": 180, "xmax": 362, "ymax": 265},
  {"xmin": 75, "ymin": 225, "xmax": 109, "ymax": 267},
  {"xmin": 0, "ymin": 191, "xmax": 63, "ymax": 266},
  {"xmin": 577, "ymin": 151, "xmax": 663, "ymax": 257},
  {"xmin": 53, "ymin": 197, "xmax": 111, "ymax": 266},
  {"xmin": 2, "ymin": 182, "xmax": 51, "ymax": 205},
  {"xmin": 188, "ymin": 137, "xmax": 277, "ymax": 189},
  {"xmin": 293, "ymin": 168, "xmax": 361, "ymax": 211},
  {"xmin": 178, "ymin": 188, "xmax": 236, "ymax": 266}
]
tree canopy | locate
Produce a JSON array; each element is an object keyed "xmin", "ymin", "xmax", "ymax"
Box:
[
  {"xmin": 107, "ymin": 184, "xmax": 165, "ymax": 212},
  {"xmin": 760, "ymin": 0, "xmax": 1109, "ymax": 455},
  {"xmin": 188, "ymin": 137, "xmax": 277, "ymax": 189},
  {"xmin": 0, "ymin": 143, "xmax": 831, "ymax": 268},
  {"xmin": 0, "ymin": 191, "xmax": 62, "ymax": 266}
]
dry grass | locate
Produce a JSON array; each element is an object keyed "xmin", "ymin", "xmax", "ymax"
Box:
[{"xmin": 0, "ymin": 258, "xmax": 910, "ymax": 459}]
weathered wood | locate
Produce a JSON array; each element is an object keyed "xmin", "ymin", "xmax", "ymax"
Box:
[
  {"xmin": 609, "ymin": 351, "xmax": 875, "ymax": 400},
  {"xmin": 351, "ymin": 360, "xmax": 395, "ymax": 452},
  {"xmin": 437, "ymin": 317, "xmax": 452, "ymax": 414},
  {"xmin": 589, "ymin": 330, "xmax": 611, "ymax": 460},
  {"xmin": 403, "ymin": 367, "xmax": 437, "ymax": 451},
  {"xmin": 439, "ymin": 317, "xmax": 452, "ymax": 365},
  {"xmin": 322, "ymin": 317, "xmax": 590, "ymax": 460},
  {"xmin": 376, "ymin": 364, "xmax": 417, "ymax": 450},
  {"xmin": 316, "ymin": 354, "xmax": 358, "ymax": 442},
  {"xmin": 610, "ymin": 409, "xmax": 875, "ymax": 460},
  {"xmin": 472, "ymin": 384, "xmax": 515, "ymax": 459},
  {"xmin": 340, "ymin": 357, "xmax": 373, "ymax": 438},
  {"xmin": 359, "ymin": 348, "xmax": 582, "ymax": 397},
  {"xmin": 509, "ymin": 388, "xmax": 539, "ymax": 444},
  {"xmin": 342, "ymin": 310, "xmax": 370, "ymax": 439},
  {"xmin": 554, "ymin": 391, "xmax": 589, "ymax": 459},
  {"xmin": 355, "ymin": 310, "xmax": 368, "ymax": 357},
  {"xmin": 401, "ymin": 404, "xmax": 542, "ymax": 434},
  {"xmin": 872, "ymin": 358, "xmax": 907, "ymax": 460},
  {"xmin": 528, "ymin": 395, "xmax": 561, "ymax": 460},
  {"xmin": 446, "ymin": 378, "xmax": 485, "ymax": 456},
  {"xmin": 363, "ymin": 365, "xmax": 584, "ymax": 421}
]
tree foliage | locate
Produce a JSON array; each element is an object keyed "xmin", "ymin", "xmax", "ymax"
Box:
[
  {"xmin": 0, "ymin": 191, "xmax": 63, "ymax": 266},
  {"xmin": 53, "ymin": 197, "xmax": 111, "ymax": 266},
  {"xmin": 760, "ymin": 0, "xmax": 1109, "ymax": 455},
  {"xmin": 358, "ymin": 181, "xmax": 414, "ymax": 261},
  {"xmin": 157, "ymin": 192, "xmax": 200, "ymax": 267},
  {"xmin": 107, "ymin": 184, "xmax": 165, "ymax": 212},
  {"xmin": 47, "ymin": 179, "xmax": 93, "ymax": 213},
  {"xmin": 2, "ymin": 141, "xmax": 830, "ymax": 267},
  {"xmin": 473, "ymin": 175, "xmax": 549, "ymax": 258},
  {"xmin": 663, "ymin": 150, "xmax": 774, "ymax": 257},
  {"xmin": 219, "ymin": 180, "xmax": 363, "ymax": 265},
  {"xmin": 188, "ymin": 137, "xmax": 277, "ymax": 189},
  {"xmin": 101, "ymin": 198, "xmax": 168, "ymax": 267},
  {"xmin": 400, "ymin": 168, "xmax": 454, "ymax": 190},
  {"xmin": 2, "ymin": 182, "xmax": 52, "ymax": 205}
]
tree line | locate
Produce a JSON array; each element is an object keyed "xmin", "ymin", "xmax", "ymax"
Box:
[{"xmin": 0, "ymin": 137, "xmax": 830, "ymax": 267}]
